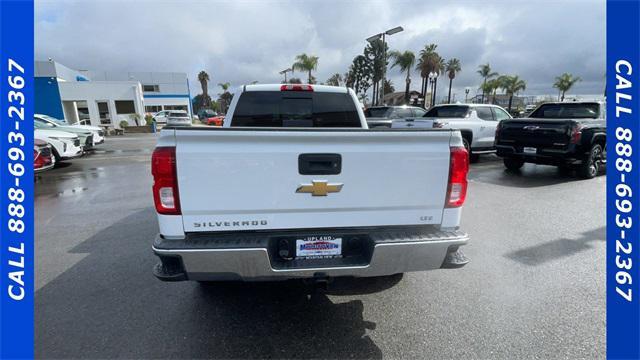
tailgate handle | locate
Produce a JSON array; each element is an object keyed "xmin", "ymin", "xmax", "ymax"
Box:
[{"xmin": 298, "ymin": 154, "xmax": 341, "ymax": 175}]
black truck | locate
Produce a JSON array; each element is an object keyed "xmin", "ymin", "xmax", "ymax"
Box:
[{"xmin": 494, "ymin": 102, "xmax": 606, "ymax": 178}]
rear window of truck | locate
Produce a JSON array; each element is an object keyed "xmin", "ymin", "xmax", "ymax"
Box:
[
  {"xmin": 364, "ymin": 107, "xmax": 391, "ymax": 118},
  {"xmin": 231, "ymin": 91, "xmax": 361, "ymax": 127},
  {"xmin": 529, "ymin": 103, "xmax": 600, "ymax": 119},
  {"xmin": 423, "ymin": 105, "xmax": 470, "ymax": 118}
]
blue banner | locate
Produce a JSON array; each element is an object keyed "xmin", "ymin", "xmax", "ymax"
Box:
[
  {"xmin": 0, "ymin": 0, "xmax": 35, "ymax": 358},
  {"xmin": 607, "ymin": 0, "xmax": 640, "ymax": 359}
]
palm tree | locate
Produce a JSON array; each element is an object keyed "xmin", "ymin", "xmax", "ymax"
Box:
[
  {"xmin": 197, "ymin": 71, "xmax": 210, "ymax": 107},
  {"xmin": 432, "ymin": 56, "xmax": 446, "ymax": 105},
  {"xmin": 416, "ymin": 44, "xmax": 444, "ymax": 106},
  {"xmin": 416, "ymin": 44, "xmax": 439, "ymax": 105},
  {"xmin": 499, "ymin": 75, "xmax": 527, "ymax": 112},
  {"xmin": 292, "ymin": 53, "xmax": 319, "ymax": 84},
  {"xmin": 326, "ymin": 73, "xmax": 342, "ymax": 86},
  {"xmin": 218, "ymin": 82, "xmax": 231, "ymax": 113},
  {"xmin": 389, "ymin": 50, "xmax": 416, "ymax": 104},
  {"xmin": 445, "ymin": 58, "xmax": 462, "ymax": 103},
  {"xmin": 553, "ymin": 73, "xmax": 582, "ymax": 101},
  {"xmin": 477, "ymin": 64, "xmax": 498, "ymax": 103}
]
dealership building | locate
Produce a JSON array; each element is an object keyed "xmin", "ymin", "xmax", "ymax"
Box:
[{"xmin": 35, "ymin": 60, "xmax": 192, "ymax": 128}]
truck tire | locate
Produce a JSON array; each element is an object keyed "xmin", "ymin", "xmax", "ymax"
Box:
[
  {"xmin": 504, "ymin": 157, "xmax": 524, "ymax": 171},
  {"xmin": 51, "ymin": 147, "xmax": 62, "ymax": 164},
  {"xmin": 578, "ymin": 143, "xmax": 604, "ymax": 179}
]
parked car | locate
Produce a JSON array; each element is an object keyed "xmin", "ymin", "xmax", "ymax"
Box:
[
  {"xmin": 197, "ymin": 109, "xmax": 217, "ymax": 120},
  {"xmin": 35, "ymin": 114, "xmax": 105, "ymax": 145},
  {"xmin": 34, "ymin": 129, "xmax": 83, "ymax": 162},
  {"xmin": 34, "ymin": 139, "xmax": 55, "ymax": 173},
  {"xmin": 393, "ymin": 104, "xmax": 511, "ymax": 161},
  {"xmin": 153, "ymin": 110, "xmax": 187, "ymax": 124},
  {"xmin": 205, "ymin": 115, "xmax": 224, "ymax": 126},
  {"xmin": 364, "ymin": 105, "xmax": 427, "ymax": 128},
  {"xmin": 165, "ymin": 110, "xmax": 192, "ymax": 127},
  {"xmin": 151, "ymin": 84, "xmax": 470, "ymax": 283},
  {"xmin": 34, "ymin": 117, "xmax": 94, "ymax": 150},
  {"xmin": 495, "ymin": 101, "xmax": 606, "ymax": 178}
]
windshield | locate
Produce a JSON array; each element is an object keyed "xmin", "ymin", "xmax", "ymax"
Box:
[
  {"xmin": 38, "ymin": 114, "xmax": 67, "ymax": 125},
  {"xmin": 34, "ymin": 118, "xmax": 57, "ymax": 128},
  {"xmin": 529, "ymin": 103, "xmax": 600, "ymax": 119},
  {"xmin": 424, "ymin": 105, "xmax": 470, "ymax": 118},
  {"xmin": 364, "ymin": 107, "xmax": 391, "ymax": 118},
  {"xmin": 232, "ymin": 91, "xmax": 361, "ymax": 127}
]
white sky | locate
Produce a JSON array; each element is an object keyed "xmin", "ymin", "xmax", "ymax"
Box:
[{"xmin": 35, "ymin": 0, "xmax": 605, "ymax": 100}]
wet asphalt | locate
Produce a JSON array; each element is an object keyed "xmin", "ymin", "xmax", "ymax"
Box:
[{"xmin": 35, "ymin": 133, "xmax": 606, "ymax": 359}]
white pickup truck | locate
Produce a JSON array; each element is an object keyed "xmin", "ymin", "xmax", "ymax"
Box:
[{"xmin": 151, "ymin": 84, "xmax": 470, "ymax": 283}]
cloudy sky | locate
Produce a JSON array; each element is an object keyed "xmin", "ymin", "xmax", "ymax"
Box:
[{"xmin": 35, "ymin": 0, "xmax": 605, "ymax": 101}]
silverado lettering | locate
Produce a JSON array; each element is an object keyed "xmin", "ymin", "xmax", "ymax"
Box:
[{"xmin": 193, "ymin": 220, "xmax": 268, "ymax": 228}]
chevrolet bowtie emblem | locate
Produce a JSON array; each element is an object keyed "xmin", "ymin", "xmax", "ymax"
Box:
[{"xmin": 296, "ymin": 180, "xmax": 343, "ymax": 196}]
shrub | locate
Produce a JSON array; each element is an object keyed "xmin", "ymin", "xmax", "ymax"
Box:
[{"xmin": 119, "ymin": 120, "xmax": 129, "ymax": 128}]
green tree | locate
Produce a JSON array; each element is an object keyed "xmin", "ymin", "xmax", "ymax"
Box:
[
  {"xmin": 389, "ymin": 50, "xmax": 416, "ymax": 104},
  {"xmin": 217, "ymin": 82, "xmax": 232, "ymax": 114},
  {"xmin": 346, "ymin": 54, "xmax": 373, "ymax": 101},
  {"xmin": 416, "ymin": 44, "xmax": 442, "ymax": 106},
  {"xmin": 197, "ymin": 70, "xmax": 211, "ymax": 107},
  {"xmin": 326, "ymin": 73, "xmax": 342, "ymax": 86},
  {"xmin": 364, "ymin": 39, "xmax": 388, "ymax": 105},
  {"xmin": 499, "ymin": 75, "xmax": 527, "ymax": 111},
  {"xmin": 477, "ymin": 63, "xmax": 498, "ymax": 103},
  {"xmin": 383, "ymin": 79, "xmax": 395, "ymax": 95},
  {"xmin": 445, "ymin": 58, "xmax": 462, "ymax": 104},
  {"xmin": 553, "ymin": 73, "xmax": 582, "ymax": 101},
  {"xmin": 292, "ymin": 53, "xmax": 319, "ymax": 84}
]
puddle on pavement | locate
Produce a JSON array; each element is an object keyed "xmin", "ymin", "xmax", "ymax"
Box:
[{"xmin": 55, "ymin": 187, "xmax": 89, "ymax": 197}]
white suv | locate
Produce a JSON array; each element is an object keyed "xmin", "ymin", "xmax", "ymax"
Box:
[{"xmin": 393, "ymin": 104, "xmax": 512, "ymax": 161}]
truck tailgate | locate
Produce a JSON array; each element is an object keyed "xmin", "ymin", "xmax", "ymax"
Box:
[
  {"xmin": 174, "ymin": 129, "xmax": 453, "ymax": 232},
  {"xmin": 498, "ymin": 119, "xmax": 575, "ymax": 148}
]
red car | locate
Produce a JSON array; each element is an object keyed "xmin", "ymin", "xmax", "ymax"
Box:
[
  {"xmin": 205, "ymin": 115, "xmax": 224, "ymax": 126},
  {"xmin": 34, "ymin": 138, "xmax": 55, "ymax": 173}
]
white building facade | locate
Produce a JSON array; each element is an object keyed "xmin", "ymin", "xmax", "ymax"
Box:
[{"xmin": 35, "ymin": 60, "xmax": 192, "ymax": 129}]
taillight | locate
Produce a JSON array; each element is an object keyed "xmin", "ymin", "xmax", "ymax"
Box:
[
  {"xmin": 280, "ymin": 84, "xmax": 313, "ymax": 91},
  {"xmin": 570, "ymin": 124, "xmax": 584, "ymax": 144},
  {"xmin": 152, "ymin": 146, "xmax": 181, "ymax": 215},
  {"xmin": 445, "ymin": 146, "xmax": 469, "ymax": 208},
  {"xmin": 33, "ymin": 149, "xmax": 44, "ymax": 169}
]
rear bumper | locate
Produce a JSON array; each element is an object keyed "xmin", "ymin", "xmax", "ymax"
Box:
[
  {"xmin": 152, "ymin": 226, "xmax": 469, "ymax": 282},
  {"xmin": 496, "ymin": 144, "xmax": 583, "ymax": 165}
]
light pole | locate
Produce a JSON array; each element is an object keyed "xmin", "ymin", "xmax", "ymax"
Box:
[
  {"xmin": 428, "ymin": 72, "xmax": 438, "ymax": 107},
  {"xmin": 465, "ymin": 87, "xmax": 470, "ymax": 103},
  {"xmin": 279, "ymin": 68, "xmax": 292, "ymax": 83},
  {"xmin": 367, "ymin": 26, "xmax": 403, "ymax": 106}
]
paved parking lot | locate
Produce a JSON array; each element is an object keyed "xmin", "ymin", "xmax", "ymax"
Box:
[{"xmin": 35, "ymin": 133, "xmax": 605, "ymax": 359}]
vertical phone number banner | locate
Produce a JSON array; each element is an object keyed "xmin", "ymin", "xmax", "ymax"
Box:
[
  {"xmin": 0, "ymin": 0, "xmax": 34, "ymax": 359},
  {"xmin": 607, "ymin": 0, "xmax": 640, "ymax": 359}
]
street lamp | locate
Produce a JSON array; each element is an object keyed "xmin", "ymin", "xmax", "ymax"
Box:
[
  {"xmin": 428, "ymin": 72, "xmax": 438, "ymax": 107},
  {"xmin": 366, "ymin": 26, "xmax": 404, "ymax": 105},
  {"xmin": 279, "ymin": 68, "xmax": 293, "ymax": 83},
  {"xmin": 465, "ymin": 87, "xmax": 470, "ymax": 103}
]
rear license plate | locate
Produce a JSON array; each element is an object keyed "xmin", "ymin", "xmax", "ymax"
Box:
[
  {"xmin": 523, "ymin": 147, "xmax": 537, "ymax": 154},
  {"xmin": 296, "ymin": 236, "xmax": 342, "ymax": 259}
]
